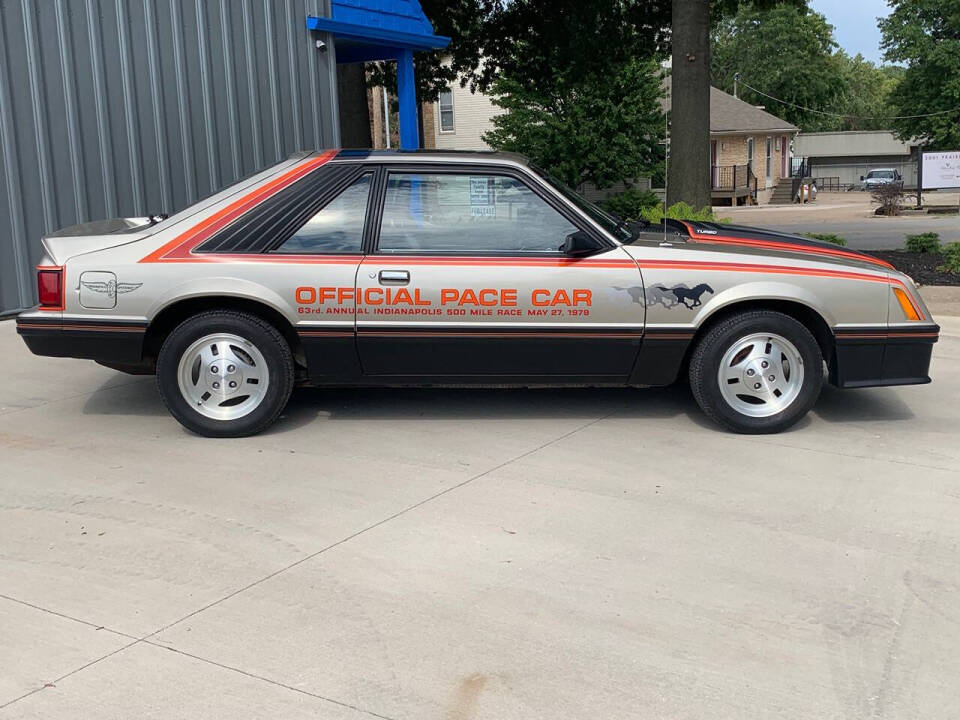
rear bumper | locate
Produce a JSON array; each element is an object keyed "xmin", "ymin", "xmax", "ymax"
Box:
[
  {"xmin": 16, "ymin": 314, "xmax": 147, "ymax": 365},
  {"xmin": 832, "ymin": 325, "xmax": 939, "ymax": 388}
]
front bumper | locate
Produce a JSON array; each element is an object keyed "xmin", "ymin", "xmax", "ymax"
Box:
[
  {"xmin": 832, "ymin": 325, "xmax": 940, "ymax": 388},
  {"xmin": 16, "ymin": 313, "xmax": 147, "ymax": 365}
]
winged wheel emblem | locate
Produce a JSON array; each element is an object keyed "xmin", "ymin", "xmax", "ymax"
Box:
[{"xmin": 80, "ymin": 279, "xmax": 143, "ymax": 301}]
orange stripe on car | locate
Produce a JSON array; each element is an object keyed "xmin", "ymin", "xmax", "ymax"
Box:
[
  {"xmin": 140, "ymin": 151, "xmax": 338, "ymax": 263},
  {"xmin": 146, "ymin": 254, "xmax": 639, "ymax": 268},
  {"xmin": 680, "ymin": 222, "xmax": 896, "ymax": 270},
  {"xmin": 836, "ymin": 333, "xmax": 939, "ymax": 340},
  {"xmin": 636, "ymin": 258, "xmax": 924, "ymax": 320}
]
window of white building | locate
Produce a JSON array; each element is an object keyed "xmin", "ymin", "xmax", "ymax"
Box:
[{"xmin": 438, "ymin": 88, "xmax": 455, "ymax": 133}]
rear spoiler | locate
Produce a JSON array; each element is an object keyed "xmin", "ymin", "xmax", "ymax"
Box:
[{"xmin": 47, "ymin": 215, "xmax": 168, "ymax": 238}]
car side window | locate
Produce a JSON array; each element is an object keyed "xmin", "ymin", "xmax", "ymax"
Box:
[
  {"xmin": 377, "ymin": 172, "xmax": 579, "ymax": 254},
  {"xmin": 275, "ymin": 172, "xmax": 371, "ymax": 254}
]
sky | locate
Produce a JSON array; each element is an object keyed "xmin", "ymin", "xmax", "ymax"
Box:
[{"xmin": 809, "ymin": 0, "xmax": 892, "ymax": 64}]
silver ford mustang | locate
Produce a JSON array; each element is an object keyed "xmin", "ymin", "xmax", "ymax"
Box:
[{"xmin": 17, "ymin": 150, "xmax": 939, "ymax": 437}]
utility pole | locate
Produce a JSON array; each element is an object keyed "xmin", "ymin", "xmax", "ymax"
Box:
[
  {"xmin": 915, "ymin": 147, "xmax": 923, "ymax": 209},
  {"xmin": 734, "ymin": 72, "xmax": 740, "ymax": 99},
  {"xmin": 668, "ymin": 0, "xmax": 712, "ymax": 210}
]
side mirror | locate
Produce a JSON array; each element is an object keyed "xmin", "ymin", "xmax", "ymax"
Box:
[
  {"xmin": 561, "ymin": 230, "xmax": 598, "ymax": 257},
  {"xmin": 860, "ymin": 175, "xmax": 865, "ymax": 181}
]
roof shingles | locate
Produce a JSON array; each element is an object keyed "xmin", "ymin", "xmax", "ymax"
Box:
[{"xmin": 661, "ymin": 77, "xmax": 798, "ymax": 135}]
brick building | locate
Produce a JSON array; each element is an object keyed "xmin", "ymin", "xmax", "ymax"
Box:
[{"xmin": 703, "ymin": 85, "xmax": 799, "ymax": 205}]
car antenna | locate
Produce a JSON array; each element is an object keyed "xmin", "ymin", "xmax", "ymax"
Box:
[{"xmin": 663, "ymin": 111, "xmax": 669, "ymax": 245}]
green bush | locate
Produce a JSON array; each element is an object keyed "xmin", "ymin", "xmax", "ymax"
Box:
[
  {"xmin": 804, "ymin": 232, "xmax": 847, "ymax": 247},
  {"xmin": 598, "ymin": 187, "xmax": 661, "ymax": 221},
  {"xmin": 905, "ymin": 232, "xmax": 941, "ymax": 253},
  {"xmin": 939, "ymin": 242, "xmax": 960, "ymax": 273},
  {"xmin": 640, "ymin": 201, "xmax": 724, "ymax": 224}
]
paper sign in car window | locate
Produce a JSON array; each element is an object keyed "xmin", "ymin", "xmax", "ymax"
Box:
[{"xmin": 470, "ymin": 176, "xmax": 496, "ymax": 217}]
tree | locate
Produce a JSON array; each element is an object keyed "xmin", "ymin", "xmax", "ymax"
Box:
[
  {"xmin": 454, "ymin": 0, "xmax": 669, "ymax": 93},
  {"xmin": 368, "ymin": 0, "xmax": 672, "ymax": 102},
  {"xmin": 668, "ymin": 0, "xmax": 711, "ymax": 208},
  {"xmin": 833, "ymin": 53, "xmax": 901, "ymax": 132},
  {"xmin": 711, "ymin": 3, "xmax": 845, "ymax": 132},
  {"xmin": 666, "ymin": 0, "xmax": 804, "ymax": 207},
  {"xmin": 483, "ymin": 59, "xmax": 667, "ymax": 190},
  {"xmin": 426, "ymin": 0, "xmax": 675, "ymax": 196},
  {"xmin": 711, "ymin": 4, "xmax": 901, "ymax": 134},
  {"xmin": 369, "ymin": 0, "xmax": 800, "ymax": 206},
  {"xmin": 880, "ymin": 0, "xmax": 960, "ymax": 150}
]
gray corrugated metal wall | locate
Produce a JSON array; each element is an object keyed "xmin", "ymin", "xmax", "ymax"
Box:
[{"xmin": 0, "ymin": 0, "xmax": 339, "ymax": 316}]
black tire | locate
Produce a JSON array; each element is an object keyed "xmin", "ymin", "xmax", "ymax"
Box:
[
  {"xmin": 156, "ymin": 310, "xmax": 295, "ymax": 438},
  {"xmin": 689, "ymin": 310, "xmax": 823, "ymax": 434}
]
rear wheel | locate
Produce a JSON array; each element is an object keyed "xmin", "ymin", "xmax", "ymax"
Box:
[
  {"xmin": 689, "ymin": 310, "xmax": 823, "ymax": 433},
  {"xmin": 157, "ymin": 310, "xmax": 294, "ymax": 437}
]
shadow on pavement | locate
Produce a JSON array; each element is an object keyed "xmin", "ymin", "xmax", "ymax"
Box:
[
  {"xmin": 81, "ymin": 376, "xmax": 162, "ymax": 416},
  {"xmin": 80, "ymin": 373, "xmax": 917, "ymax": 435},
  {"xmin": 813, "ymin": 384, "xmax": 916, "ymax": 423},
  {"xmin": 81, "ymin": 375, "xmax": 706, "ymax": 430},
  {"xmin": 274, "ymin": 385, "xmax": 704, "ymax": 430}
]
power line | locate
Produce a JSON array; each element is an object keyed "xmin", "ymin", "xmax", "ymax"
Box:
[{"xmin": 738, "ymin": 80, "xmax": 960, "ymax": 121}]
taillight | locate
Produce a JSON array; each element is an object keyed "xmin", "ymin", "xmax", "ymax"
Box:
[{"xmin": 37, "ymin": 268, "xmax": 63, "ymax": 309}]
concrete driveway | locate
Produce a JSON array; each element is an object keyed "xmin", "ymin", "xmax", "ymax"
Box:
[{"xmin": 1, "ymin": 310, "xmax": 959, "ymax": 719}]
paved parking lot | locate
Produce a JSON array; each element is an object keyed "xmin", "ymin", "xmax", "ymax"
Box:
[
  {"xmin": 1, "ymin": 311, "xmax": 959, "ymax": 719},
  {"xmin": 720, "ymin": 192, "xmax": 960, "ymax": 250}
]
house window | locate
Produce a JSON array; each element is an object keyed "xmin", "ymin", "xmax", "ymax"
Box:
[
  {"xmin": 438, "ymin": 88, "xmax": 454, "ymax": 133},
  {"xmin": 747, "ymin": 137, "xmax": 755, "ymax": 171},
  {"xmin": 766, "ymin": 136, "xmax": 773, "ymax": 178}
]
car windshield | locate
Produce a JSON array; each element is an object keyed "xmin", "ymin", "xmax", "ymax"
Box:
[
  {"xmin": 532, "ymin": 165, "xmax": 633, "ymax": 242},
  {"xmin": 868, "ymin": 171, "xmax": 895, "ymax": 179}
]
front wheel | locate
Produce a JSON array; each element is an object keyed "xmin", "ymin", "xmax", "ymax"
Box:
[
  {"xmin": 156, "ymin": 310, "xmax": 295, "ymax": 437},
  {"xmin": 689, "ymin": 311, "xmax": 823, "ymax": 434}
]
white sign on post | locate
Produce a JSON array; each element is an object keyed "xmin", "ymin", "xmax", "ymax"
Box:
[{"xmin": 921, "ymin": 151, "xmax": 960, "ymax": 190}]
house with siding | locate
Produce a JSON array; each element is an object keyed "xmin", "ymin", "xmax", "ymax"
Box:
[{"xmin": 368, "ymin": 76, "xmax": 501, "ymax": 153}]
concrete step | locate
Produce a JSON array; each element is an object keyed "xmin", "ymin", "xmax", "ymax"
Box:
[{"xmin": 768, "ymin": 182, "xmax": 795, "ymax": 205}]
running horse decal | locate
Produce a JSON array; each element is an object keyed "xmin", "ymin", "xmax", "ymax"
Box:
[
  {"xmin": 644, "ymin": 285, "xmax": 680, "ymax": 309},
  {"xmin": 612, "ymin": 285, "xmax": 680, "ymax": 309},
  {"xmin": 662, "ymin": 283, "xmax": 714, "ymax": 309},
  {"xmin": 612, "ymin": 283, "xmax": 714, "ymax": 310}
]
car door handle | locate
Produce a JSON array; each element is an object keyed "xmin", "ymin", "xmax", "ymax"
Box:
[{"xmin": 378, "ymin": 270, "xmax": 410, "ymax": 285}]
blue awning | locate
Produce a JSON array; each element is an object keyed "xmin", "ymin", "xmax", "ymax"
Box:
[
  {"xmin": 305, "ymin": 16, "xmax": 450, "ymax": 55},
  {"xmin": 306, "ymin": 0, "xmax": 450, "ymax": 62},
  {"xmin": 306, "ymin": 1, "xmax": 450, "ymax": 149}
]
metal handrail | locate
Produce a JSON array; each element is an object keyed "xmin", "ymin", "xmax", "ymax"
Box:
[{"xmin": 711, "ymin": 164, "xmax": 753, "ymax": 190}]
